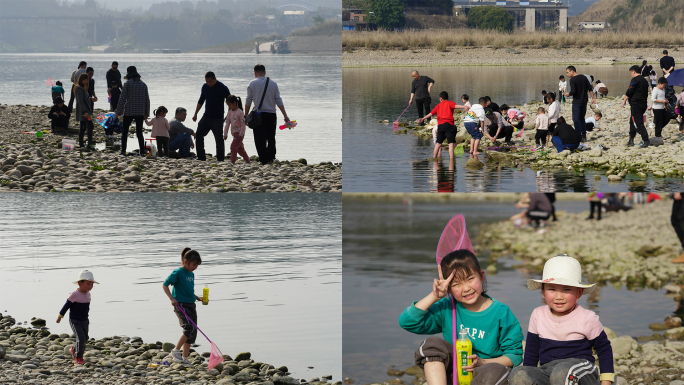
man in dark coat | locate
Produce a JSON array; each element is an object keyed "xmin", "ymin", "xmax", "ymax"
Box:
[{"xmin": 621, "ymin": 65, "xmax": 650, "ymax": 148}]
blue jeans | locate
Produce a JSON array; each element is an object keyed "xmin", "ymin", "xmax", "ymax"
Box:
[
  {"xmin": 551, "ymin": 136, "xmax": 579, "ymax": 153},
  {"xmin": 572, "ymin": 103, "xmax": 587, "ymax": 139},
  {"xmin": 169, "ymin": 133, "xmax": 192, "ymax": 157}
]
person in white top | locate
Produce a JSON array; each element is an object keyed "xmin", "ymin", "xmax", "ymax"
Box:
[
  {"xmin": 545, "ymin": 93, "xmax": 560, "ymax": 145},
  {"xmin": 650, "ymin": 77, "xmax": 669, "ymax": 138},
  {"xmin": 462, "ymin": 97, "xmax": 487, "ymax": 156},
  {"xmin": 593, "ymin": 80, "xmax": 608, "ymax": 98},
  {"xmin": 558, "ymin": 75, "xmax": 567, "ymax": 103},
  {"xmin": 534, "ymin": 107, "xmax": 549, "ymax": 149},
  {"xmin": 585, "ymin": 113, "xmax": 602, "ymax": 132}
]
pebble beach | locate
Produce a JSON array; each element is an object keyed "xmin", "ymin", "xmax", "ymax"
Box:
[
  {"xmin": 0, "ymin": 105, "xmax": 341, "ymax": 193},
  {"xmin": 0, "ymin": 312, "xmax": 338, "ymax": 385},
  {"xmin": 342, "ymin": 47, "xmax": 684, "ymax": 67}
]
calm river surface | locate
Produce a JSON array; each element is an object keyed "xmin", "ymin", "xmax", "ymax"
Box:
[
  {"xmin": 0, "ymin": 53, "xmax": 341, "ymax": 163},
  {"xmin": 0, "ymin": 194, "xmax": 341, "ymax": 380},
  {"xmin": 342, "ymin": 65, "xmax": 684, "ymax": 192},
  {"xmin": 342, "ymin": 198, "xmax": 678, "ymax": 384}
]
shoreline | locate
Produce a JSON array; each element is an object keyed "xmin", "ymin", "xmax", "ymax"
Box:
[
  {"xmin": 342, "ymin": 47, "xmax": 684, "ymax": 68},
  {"xmin": 389, "ymin": 96, "xmax": 684, "ymax": 181},
  {"xmin": 0, "ymin": 104, "xmax": 341, "ymax": 193},
  {"xmin": 0, "ymin": 312, "xmax": 339, "ymax": 385}
]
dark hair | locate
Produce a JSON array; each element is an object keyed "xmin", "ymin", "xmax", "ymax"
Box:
[
  {"xmin": 558, "ymin": 116, "xmax": 566, "ymax": 125},
  {"xmin": 112, "ymin": 61, "xmax": 118, "ymax": 66},
  {"xmin": 153, "ymin": 106, "xmax": 168, "ymax": 117},
  {"xmin": 478, "ymin": 97, "xmax": 487, "ymax": 105},
  {"xmin": 484, "ymin": 96, "xmax": 492, "ymax": 102},
  {"xmin": 538, "ymin": 106, "xmax": 546, "ymax": 113},
  {"xmin": 590, "ymin": 75, "xmax": 594, "ymax": 82},
  {"xmin": 439, "ymin": 91, "xmax": 449, "ymax": 100},
  {"xmin": 500, "ymin": 104, "xmax": 510, "ymax": 111},
  {"xmin": 559, "ymin": 75, "xmax": 565, "ymax": 80},
  {"xmin": 227, "ymin": 95, "xmax": 243, "ymax": 111},
  {"xmin": 175, "ymin": 107, "xmax": 187, "ymax": 116},
  {"xmin": 629, "ymin": 65, "xmax": 641, "ymax": 73},
  {"xmin": 541, "ymin": 90, "xmax": 547, "ymax": 95},
  {"xmin": 205, "ymin": 71, "xmax": 216, "ymax": 79},
  {"xmin": 595, "ymin": 80, "xmax": 601, "ymax": 84},
  {"xmin": 76, "ymin": 73, "xmax": 89, "ymax": 90},
  {"xmin": 181, "ymin": 248, "xmax": 202, "ymax": 265},
  {"xmin": 663, "ymin": 50, "xmax": 668, "ymax": 55},
  {"xmin": 56, "ymin": 81, "xmax": 62, "ymax": 86},
  {"xmin": 642, "ymin": 60, "xmax": 648, "ymax": 66},
  {"xmin": 254, "ymin": 64, "xmax": 266, "ymax": 73},
  {"xmin": 658, "ymin": 77, "xmax": 668, "ymax": 85},
  {"xmin": 86, "ymin": 67, "xmax": 94, "ymax": 73},
  {"xmin": 440, "ymin": 250, "xmax": 487, "ymax": 296},
  {"xmin": 566, "ymin": 65, "xmax": 576, "ymax": 73},
  {"xmin": 595, "ymin": 112, "xmax": 602, "ymax": 118},
  {"xmin": 461, "ymin": 94, "xmax": 469, "ymax": 101},
  {"xmin": 546, "ymin": 92, "xmax": 556, "ymax": 102},
  {"xmin": 78, "ymin": 61, "xmax": 87, "ymax": 68},
  {"xmin": 650, "ymin": 70, "xmax": 656, "ymax": 76}
]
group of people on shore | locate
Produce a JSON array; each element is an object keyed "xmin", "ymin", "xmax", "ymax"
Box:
[
  {"xmin": 48, "ymin": 60, "xmax": 290, "ymax": 165},
  {"xmin": 407, "ymin": 50, "xmax": 684, "ymax": 161}
]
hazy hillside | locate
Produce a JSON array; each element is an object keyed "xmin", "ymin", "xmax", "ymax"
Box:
[{"xmin": 571, "ymin": 0, "xmax": 684, "ymax": 31}]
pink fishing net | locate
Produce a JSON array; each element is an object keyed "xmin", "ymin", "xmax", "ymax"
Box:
[
  {"xmin": 208, "ymin": 342, "xmax": 225, "ymax": 370},
  {"xmin": 435, "ymin": 214, "xmax": 474, "ymax": 265}
]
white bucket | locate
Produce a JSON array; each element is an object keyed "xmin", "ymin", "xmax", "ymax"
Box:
[{"xmin": 62, "ymin": 138, "xmax": 77, "ymax": 151}]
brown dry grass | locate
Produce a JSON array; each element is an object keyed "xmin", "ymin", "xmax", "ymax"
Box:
[{"xmin": 343, "ymin": 29, "xmax": 684, "ymax": 50}]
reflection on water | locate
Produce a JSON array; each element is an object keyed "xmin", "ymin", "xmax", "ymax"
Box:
[
  {"xmin": 0, "ymin": 194, "xmax": 341, "ymax": 379},
  {"xmin": 0, "ymin": 53, "xmax": 341, "ymax": 163},
  {"xmin": 342, "ymin": 199, "xmax": 677, "ymax": 384},
  {"xmin": 342, "ymin": 65, "xmax": 684, "ymax": 192}
]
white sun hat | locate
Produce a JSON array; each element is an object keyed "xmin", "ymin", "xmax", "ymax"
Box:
[
  {"xmin": 73, "ymin": 270, "xmax": 99, "ymax": 284},
  {"xmin": 527, "ymin": 254, "xmax": 596, "ymax": 294}
]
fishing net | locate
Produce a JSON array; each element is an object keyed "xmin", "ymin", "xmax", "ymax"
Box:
[
  {"xmin": 207, "ymin": 342, "xmax": 225, "ymax": 370},
  {"xmin": 436, "ymin": 214, "xmax": 474, "ymax": 265}
]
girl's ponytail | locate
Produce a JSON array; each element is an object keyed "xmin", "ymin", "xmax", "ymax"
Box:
[
  {"xmin": 154, "ymin": 106, "xmax": 168, "ymax": 118},
  {"xmin": 227, "ymin": 95, "xmax": 243, "ymax": 111}
]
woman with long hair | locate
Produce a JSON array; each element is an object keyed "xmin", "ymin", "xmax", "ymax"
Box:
[{"xmin": 74, "ymin": 73, "xmax": 95, "ymax": 150}]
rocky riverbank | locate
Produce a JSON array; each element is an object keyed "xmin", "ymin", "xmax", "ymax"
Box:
[
  {"xmin": 0, "ymin": 105, "xmax": 341, "ymax": 193},
  {"xmin": 342, "ymin": 47, "xmax": 684, "ymax": 67},
  {"xmin": 390, "ymin": 95, "xmax": 684, "ymax": 182},
  {"xmin": 0, "ymin": 312, "xmax": 338, "ymax": 385}
]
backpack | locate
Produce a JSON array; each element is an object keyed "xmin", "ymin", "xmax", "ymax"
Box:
[{"xmin": 665, "ymin": 85, "xmax": 678, "ymax": 122}]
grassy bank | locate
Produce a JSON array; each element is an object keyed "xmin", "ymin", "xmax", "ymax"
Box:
[{"xmin": 343, "ymin": 29, "xmax": 684, "ymax": 50}]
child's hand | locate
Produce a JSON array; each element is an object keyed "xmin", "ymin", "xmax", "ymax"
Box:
[
  {"xmin": 56, "ymin": 316, "xmax": 61, "ymax": 324},
  {"xmin": 223, "ymin": 134, "xmax": 228, "ymax": 141},
  {"xmin": 195, "ymin": 295, "xmax": 202, "ymax": 301},
  {"xmin": 171, "ymin": 298, "xmax": 179, "ymax": 307},
  {"xmin": 433, "ymin": 268, "xmax": 455, "ymax": 299},
  {"xmin": 463, "ymin": 354, "xmax": 484, "ymax": 372}
]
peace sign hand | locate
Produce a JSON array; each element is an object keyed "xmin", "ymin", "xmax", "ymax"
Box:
[{"xmin": 432, "ymin": 268, "xmax": 455, "ymax": 299}]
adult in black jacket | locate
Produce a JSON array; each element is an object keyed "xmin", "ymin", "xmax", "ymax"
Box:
[
  {"xmin": 563, "ymin": 65, "xmax": 595, "ymax": 141},
  {"xmin": 622, "ymin": 65, "xmax": 650, "ymax": 148},
  {"xmin": 660, "ymin": 50, "xmax": 675, "ymax": 77},
  {"xmin": 106, "ymin": 61, "xmax": 122, "ymax": 91},
  {"xmin": 48, "ymin": 97, "xmax": 71, "ymax": 133},
  {"xmin": 550, "ymin": 117, "xmax": 580, "ymax": 153},
  {"xmin": 408, "ymin": 70, "xmax": 434, "ymax": 126}
]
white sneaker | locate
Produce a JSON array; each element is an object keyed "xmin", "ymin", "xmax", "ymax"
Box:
[
  {"xmin": 170, "ymin": 349, "xmax": 183, "ymax": 362},
  {"xmin": 181, "ymin": 358, "xmax": 192, "ymax": 365}
]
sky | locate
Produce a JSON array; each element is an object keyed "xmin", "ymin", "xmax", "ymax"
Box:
[{"xmin": 98, "ymin": 0, "xmax": 341, "ymax": 10}]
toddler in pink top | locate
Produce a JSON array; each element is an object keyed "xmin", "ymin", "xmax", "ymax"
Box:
[
  {"xmin": 223, "ymin": 95, "xmax": 250, "ymax": 164},
  {"xmin": 145, "ymin": 106, "xmax": 170, "ymax": 157}
]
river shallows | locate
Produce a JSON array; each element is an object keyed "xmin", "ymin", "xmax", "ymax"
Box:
[{"xmin": 0, "ymin": 193, "xmax": 341, "ymax": 379}]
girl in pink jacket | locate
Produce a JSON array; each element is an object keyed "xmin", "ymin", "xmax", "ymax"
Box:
[{"xmin": 223, "ymin": 96, "xmax": 250, "ymax": 164}]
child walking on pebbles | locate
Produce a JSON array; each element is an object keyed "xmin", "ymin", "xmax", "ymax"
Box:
[
  {"xmin": 400, "ymin": 249, "xmax": 524, "ymax": 385},
  {"xmin": 163, "ymin": 248, "xmax": 203, "ymax": 365},
  {"xmin": 509, "ymin": 254, "xmax": 614, "ymax": 385},
  {"xmin": 56, "ymin": 270, "xmax": 99, "ymax": 365},
  {"xmin": 146, "ymin": 106, "xmax": 170, "ymax": 157},
  {"xmin": 223, "ymin": 95, "xmax": 250, "ymax": 164}
]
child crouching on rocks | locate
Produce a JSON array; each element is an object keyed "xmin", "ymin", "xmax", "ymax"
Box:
[
  {"xmin": 399, "ymin": 250, "xmax": 524, "ymax": 385},
  {"xmin": 163, "ymin": 248, "xmax": 203, "ymax": 365},
  {"xmin": 57, "ymin": 270, "xmax": 99, "ymax": 365},
  {"xmin": 509, "ymin": 254, "xmax": 615, "ymax": 385}
]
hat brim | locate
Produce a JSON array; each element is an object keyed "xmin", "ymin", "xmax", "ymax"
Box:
[
  {"xmin": 73, "ymin": 280, "xmax": 99, "ymax": 284},
  {"xmin": 527, "ymin": 278, "xmax": 596, "ymax": 294}
]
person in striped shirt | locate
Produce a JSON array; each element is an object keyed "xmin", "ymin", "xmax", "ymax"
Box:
[
  {"xmin": 509, "ymin": 255, "xmax": 614, "ymax": 385},
  {"xmin": 56, "ymin": 270, "xmax": 99, "ymax": 365}
]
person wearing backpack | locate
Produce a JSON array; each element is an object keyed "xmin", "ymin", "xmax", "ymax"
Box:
[
  {"xmin": 68, "ymin": 61, "xmax": 87, "ymax": 114},
  {"xmin": 245, "ymin": 64, "xmax": 290, "ymax": 165}
]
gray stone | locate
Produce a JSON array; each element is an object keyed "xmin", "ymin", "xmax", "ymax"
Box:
[
  {"xmin": 123, "ymin": 173, "xmax": 141, "ymax": 182},
  {"xmin": 587, "ymin": 146, "xmax": 602, "ymax": 157},
  {"xmin": 15, "ymin": 165, "xmax": 36, "ymax": 175},
  {"xmin": 234, "ymin": 352, "xmax": 251, "ymax": 361},
  {"xmin": 611, "ymin": 336, "xmax": 637, "ymax": 358},
  {"xmin": 162, "ymin": 342, "xmax": 174, "ymax": 352},
  {"xmin": 6, "ymin": 354, "xmax": 29, "ymax": 363},
  {"xmin": 7, "ymin": 169, "xmax": 22, "ymax": 179},
  {"xmin": 30, "ymin": 318, "xmax": 46, "ymax": 327}
]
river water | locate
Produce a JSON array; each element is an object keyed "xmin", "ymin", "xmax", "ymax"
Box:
[
  {"xmin": 0, "ymin": 53, "xmax": 341, "ymax": 163},
  {"xmin": 0, "ymin": 194, "xmax": 341, "ymax": 380},
  {"xmin": 342, "ymin": 65, "xmax": 684, "ymax": 192},
  {"xmin": 342, "ymin": 198, "xmax": 678, "ymax": 384}
]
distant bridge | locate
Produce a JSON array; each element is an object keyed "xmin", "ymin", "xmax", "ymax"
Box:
[{"xmin": 274, "ymin": 0, "xmax": 318, "ymax": 12}]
